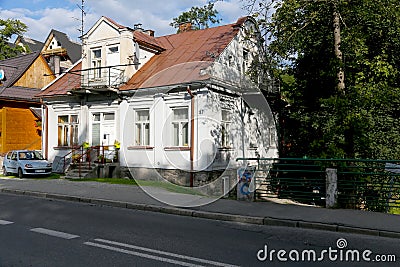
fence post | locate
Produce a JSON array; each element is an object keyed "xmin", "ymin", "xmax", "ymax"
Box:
[{"xmin": 325, "ymin": 168, "xmax": 338, "ymax": 208}]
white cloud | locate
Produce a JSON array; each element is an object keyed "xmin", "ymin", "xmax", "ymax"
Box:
[{"xmin": 1, "ymin": 0, "xmax": 247, "ymax": 42}]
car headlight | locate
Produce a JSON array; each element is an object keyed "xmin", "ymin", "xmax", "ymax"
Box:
[
  {"xmin": 46, "ymin": 163, "xmax": 52, "ymax": 167},
  {"xmin": 25, "ymin": 164, "xmax": 33, "ymax": 168}
]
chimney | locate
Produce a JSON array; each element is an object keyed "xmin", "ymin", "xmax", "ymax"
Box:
[
  {"xmin": 144, "ymin": 29, "xmax": 155, "ymax": 37},
  {"xmin": 134, "ymin": 23, "xmax": 143, "ymax": 31},
  {"xmin": 179, "ymin": 22, "xmax": 193, "ymax": 33}
]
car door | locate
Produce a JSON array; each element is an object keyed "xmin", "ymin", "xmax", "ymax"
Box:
[
  {"xmin": 3, "ymin": 152, "xmax": 12, "ymax": 171},
  {"xmin": 9, "ymin": 152, "xmax": 18, "ymax": 173}
]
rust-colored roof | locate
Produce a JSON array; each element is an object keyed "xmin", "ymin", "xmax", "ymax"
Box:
[
  {"xmin": 36, "ymin": 61, "xmax": 82, "ymax": 97},
  {"xmin": 121, "ymin": 17, "xmax": 245, "ymax": 90},
  {"xmin": 133, "ymin": 30, "xmax": 164, "ymax": 52}
]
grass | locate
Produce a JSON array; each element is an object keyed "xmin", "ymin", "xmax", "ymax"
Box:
[{"xmin": 136, "ymin": 180, "xmax": 205, "ymax": 196}]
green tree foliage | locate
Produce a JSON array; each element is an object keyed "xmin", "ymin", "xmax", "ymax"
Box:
[
  {"xmin": 248, "ymin": 0, "xmax": 400, "ymax": 159},
  {"xmin": 170, "ymin": 1, "xmax": 221, "ymax": 32},
  {"xmin": 0, "ymin": 18, "xmax": 28, "ymax": 60}
]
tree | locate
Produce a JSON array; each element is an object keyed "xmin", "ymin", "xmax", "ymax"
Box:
[
  {"xmin": 170, "ymin": 1, "xmax": 221, "ymax": 32},
  {"xmin": 0, "ymin": 18, "xmax": 28, "ymax": 60},
  {"xmin": 246, "ymin": 0, "xmax": 400, "ymax": 159}
]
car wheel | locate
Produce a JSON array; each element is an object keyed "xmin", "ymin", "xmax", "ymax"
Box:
[
  {"xmin": 2, "ymin": 166, "xmax": 8, "ymax": 176},
  {"xmin": 18, "ymin": 168, "xmax": 24, "ymax": 179}
]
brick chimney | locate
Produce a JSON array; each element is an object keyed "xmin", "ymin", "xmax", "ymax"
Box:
[{"xmin": 179, "ymin": 22, "xmax": 193, "ymax": 33}]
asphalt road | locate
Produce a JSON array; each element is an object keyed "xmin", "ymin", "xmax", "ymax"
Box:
[{"xmin": 0, "ymin": 193, "xmax": 399, "ymax": 267}]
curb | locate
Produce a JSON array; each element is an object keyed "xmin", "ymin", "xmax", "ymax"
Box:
[{"xmin": 1, "ymin": 188, "xmax": 399, "ymax": 239}]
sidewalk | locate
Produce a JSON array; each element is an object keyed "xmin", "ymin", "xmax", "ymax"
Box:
[{"xmin": 0, "ymin": 177, "xmax": 399, "ymax": 239}]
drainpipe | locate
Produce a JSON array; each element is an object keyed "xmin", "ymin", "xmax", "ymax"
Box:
[{"xmin": 186, "ymin": 85, "xmax": 195, "ymax": 187}]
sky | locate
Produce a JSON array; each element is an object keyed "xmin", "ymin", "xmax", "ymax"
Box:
[{"xmin": 0, "ymin": 0, "xmax": 247, "ymax": 43}]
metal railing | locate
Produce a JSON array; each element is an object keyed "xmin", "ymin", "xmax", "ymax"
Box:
[
  {"xmin": 62, "ymin": 145, "xmax": 119, "ymax": 177},
  {"xmin": 237, "ymin": 158, "xmax": 400, "ymax": 213}
]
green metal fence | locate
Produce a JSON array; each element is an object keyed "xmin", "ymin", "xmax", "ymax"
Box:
[{"xmin": 237, "ymin": 158, "xmax": 400, "ymax": 213}]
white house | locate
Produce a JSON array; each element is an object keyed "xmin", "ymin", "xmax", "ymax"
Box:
[{"xmin": 37, "ymin": 16, "xmax": 278, "ymax": 191}]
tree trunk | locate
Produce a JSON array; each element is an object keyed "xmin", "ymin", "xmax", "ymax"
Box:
[{"xmin": 333, "ymin": 8, "xmax": 345, "ymax": 94}]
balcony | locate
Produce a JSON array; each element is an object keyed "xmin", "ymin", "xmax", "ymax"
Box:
[{"xmin": 80, "ymin": 65, "xmax": 127, "ymax": 89}]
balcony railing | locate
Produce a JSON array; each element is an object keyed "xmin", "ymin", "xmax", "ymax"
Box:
[{"xmin": 81, "ymin": 66, "xmax": 126, "ymax": 88}]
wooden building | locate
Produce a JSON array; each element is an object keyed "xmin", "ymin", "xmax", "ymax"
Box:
[{"xmin": 0, "ymin": 51, "xmax": 54, "ymax": 154}]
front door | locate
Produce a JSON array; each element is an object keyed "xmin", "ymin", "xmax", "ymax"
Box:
[{"xmin": 91, "ymin": 112, "xmax": 116, "ymax": 146}]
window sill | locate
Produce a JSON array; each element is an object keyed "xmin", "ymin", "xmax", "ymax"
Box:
[
  {"xmin": 164, "ymin": 147, "xmax": 190, "ymax": 151},
  {"xmin": 127, "ymin": 146, "xmax": 154, "ymax": 150}
]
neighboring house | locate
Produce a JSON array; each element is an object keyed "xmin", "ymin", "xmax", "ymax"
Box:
[
  {"xmin": 37, "ymin": 16, "xmax": 278, "ymax": 187},
  {"xmin": 0, "ymin": 51, "xmax": 55, "ymax": 154},
  {"xmin": 41, "ymin": 29, "xmax": 81, "ymax": 76},
  {"xmin": 13, "ymin": 36, "xmax": 45, "ymax": 53}
]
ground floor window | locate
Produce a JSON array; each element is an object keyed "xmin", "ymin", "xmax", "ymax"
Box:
[
  {"xmin": 172, "ymin": 107, "xmax": 189, "ymax": 146},
  {"xmin": 221, "ymin": 109, "xmax": 232, "ymax": 148},
  {"xmin": 57, "ymin": 114, "xmax": 79, "ymax": 147},
  {"xmin": 135, "ymin": 109, "xmax": 150, "ymax": 146}
]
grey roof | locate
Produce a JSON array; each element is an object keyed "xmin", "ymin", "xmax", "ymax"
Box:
[
  {"xmin": 0, "ymin": 86, "xmax": 41, "ymax": 103},
  {"xmin": 30, "ymin": 107, "xmax": 43, "ymax": 119},
  {"xmin": 0, "ymin": 51, "xmax": 40, "ymax": 88},
  {"xmin": 17, "ymin": 36, "xmax": 44, "ymax": 52},
  {"xmin": 44, "ymin": 29, "xmax": 81, "ymax": 63}
]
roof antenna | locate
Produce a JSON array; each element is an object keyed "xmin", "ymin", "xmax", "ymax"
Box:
[{"xmin": 77, "ymin": 0, "xmax": 86, "ymax": 44}]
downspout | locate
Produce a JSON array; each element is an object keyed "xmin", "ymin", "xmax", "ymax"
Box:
[
  {"xmin": 40, "ymin": 99, "xmax": 49, "ymax": 159},
  {"xmin": 186, "ymin": 85, "xmax": 195, "ymax": 187}
]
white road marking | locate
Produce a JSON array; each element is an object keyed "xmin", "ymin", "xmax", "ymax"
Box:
[
  {"xmin": 85, "ymin": 241, "xmax": 205, "ymax": 267},
  {"xmin": 86, "ymin": 238, "xmax": 239, "ymax": 267},
  {"xmin": 30, "ymin": 228, "xmax": 79, "ymax": 240},
  {"xmin": 0, "ymin": 219, "xmax": 13, "ymax": 225}
]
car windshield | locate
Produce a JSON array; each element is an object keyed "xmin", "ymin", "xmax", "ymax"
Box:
[{"xmin": 18, "ymin": 151, "xmax": 44, "ymax": 160}]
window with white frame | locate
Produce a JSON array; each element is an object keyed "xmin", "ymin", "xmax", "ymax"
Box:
[
  {"xmin": 91, "ymin": 48, "xmax": 102, "ymax": 78},
  {"xmin": 172, "ymin": 107, "xmax": 189, "ymax": 146},
  {"xmin": 57, "ymin": 115, "xmax": 79, "ymax": 147},
  {"xmin": 221, "ymin": 109, "xmax": 232, "ymax": 148},
  {"xmin": 135, "ymin": 109, "xmax": 150, "ymax": 146}
]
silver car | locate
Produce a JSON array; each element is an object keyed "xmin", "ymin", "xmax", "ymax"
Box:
[{"xmin": 2, "ymin": 150, "xmax": 52, "ymax": 178}]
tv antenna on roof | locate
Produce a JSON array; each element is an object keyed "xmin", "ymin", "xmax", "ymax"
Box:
[{"xmin": 77, "ymin": 0, "xmax": 86, "ymax": 43}]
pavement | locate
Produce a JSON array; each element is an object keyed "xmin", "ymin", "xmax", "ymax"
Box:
[{"xmin": 0, "ymin": 177, "xmax": 399, "ymax": 239}]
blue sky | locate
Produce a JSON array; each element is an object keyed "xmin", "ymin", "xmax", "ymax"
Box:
[{"xmin": 0, "ymin": 0, "xmax": 246, "ymax": 43}]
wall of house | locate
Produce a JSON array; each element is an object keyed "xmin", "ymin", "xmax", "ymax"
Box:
[
  {"xmin": 13, "ymin": 56, "xmax": 54, "ymax": 88},
  {"xmin": 44, "ymin": 96, "xmax": 120, "ymax": 162},
  {"xmin": 0, "ymin": 107, "xmax": 41, "ymax": 154},
  {"xmin": 120, "ymin": 86, "xmax": 278, "ymax": 172}
]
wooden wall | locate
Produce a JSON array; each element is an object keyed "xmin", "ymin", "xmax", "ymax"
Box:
[
  {"xmin": 0, "ymin": 107, "xmax": 41, "ymax": 154},
  {"xmin": 14, "ymin": 55, "xmax": 55, "ymax": 88}
]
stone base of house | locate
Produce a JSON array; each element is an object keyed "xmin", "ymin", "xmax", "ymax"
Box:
[{"xmin": 120, "ymin": 167, "xmax": 238, "ymax": 197}]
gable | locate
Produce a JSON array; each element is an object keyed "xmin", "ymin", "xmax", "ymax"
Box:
[
  {"xmin": 86, "ymin": 18, "xmax": 121, "ymax": 42},
  {"xmin": 14, "ymin": 55, "xmax": 55, "ymax": 88}
]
